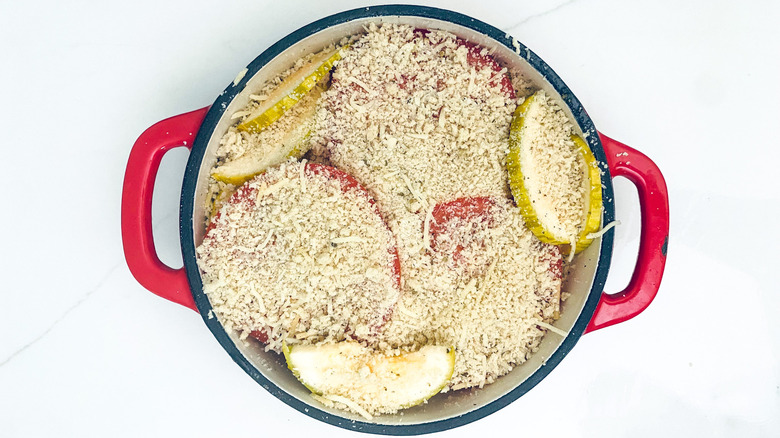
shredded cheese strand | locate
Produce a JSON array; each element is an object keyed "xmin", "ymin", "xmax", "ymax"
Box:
[
  {"xmin": 348, "ymin": 92, "xmax": 366, "ymax": 113},
  {"xmin": 255, "ymin": 178, "xmax": 291, "ymax": 201},
  {"xmin": 230, "ymin": 110, "xmax": 251, "ymax": 120},
  {"xmin": 400, "ymin": 173, "xmax": 426, "ymax": 208},
  {"xmin": 321, "ymin": 394, "xmax": 374, "ymax": 420},
  {"xmin": 258, "ymin": 231, "xmax": 274, "ymax": 250},
  {"xmin": 232, "ymin": 68, "xmax": 248, "ymax": 86},
  {"xmin": 310, "ymin": 393, "xmax": 335, "ymax": 408},
  {"xmin": 568, "ymin": 236, "xmax": 576, "ymax": 263},
  {"xmin": 536, "ymin": 320, "xmax": 568, "ymax": 337},
  {"xmin": 299, "ymin": 158, "xmax": 307, "ymax": 193},
  {"xmin": 586, "ymin": 220, "xmax": 620, "ymax": 240},
  {"xmin": 423, "ymin": 204, "xmax": 434, "ymax": 251},
  {"xmin": 397, "ymin": 302, "xmax": 420, "ymax": 320},
  {"xmin": 345, "ymin": 77, "xmax": 377, "ymax": 96}
]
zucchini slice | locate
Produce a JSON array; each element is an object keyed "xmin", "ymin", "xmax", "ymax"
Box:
[
  {"xmin": 507, "ymin": 91, "xmax": 602, "ymax": 253},
  {"xmin": 284, "ymin": 342, "xmax": 455, "ymax": 415}
]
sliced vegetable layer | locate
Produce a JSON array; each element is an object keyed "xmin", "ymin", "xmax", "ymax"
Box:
[
  {"xmin": 237, "ymin": 47, "xmax": 343, "ymax": 133},
  {"xmin": 212, "ymin": 47, "xmax": 344, "ymax": 185},
  {"xmin": 457, "ymin": 39, "xmax": 515, "ymax": 99},
  {"xmin": 507, "ymin": 90, "xmax": 603, "ymax": 253},
  {"xmin": 212, "ymin": 85, "xmax": 324, "ymax": 185},
  {"xmin": 199, "ymin": 162, "xmax": 401, "ymax": 351},
  {"xmin": 284, "ymin": 341, "xmax": 454, "ymax": 416},
  {"xmin": 570, "ymin": 134, "xmax": 603, "ymax": 252},
  {"xmin": 428, "ymin": 197, "xmax": 497, "ymax": 274}
]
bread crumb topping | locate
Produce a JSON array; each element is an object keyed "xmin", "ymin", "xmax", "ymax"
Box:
[
  {"xmin": 515, "ymin": 90, "xmax": 587, "ymax": 240},
  {"xmin": 197, "ymin": 161, "xmax": 400, "ymax": 353},
  {"xmin": 197, "ymin": 23, "xmax": 586, "ymax": 416}
]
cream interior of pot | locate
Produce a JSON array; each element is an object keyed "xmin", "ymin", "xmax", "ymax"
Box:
[{"xmin": 190, "ymin": 15, "xmax": 603, "ymax": 425}]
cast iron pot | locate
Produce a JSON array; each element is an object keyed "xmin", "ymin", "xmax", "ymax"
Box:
[{"xmin": 121, "ymin": 5, "xmax": 669, "ymax": 435}]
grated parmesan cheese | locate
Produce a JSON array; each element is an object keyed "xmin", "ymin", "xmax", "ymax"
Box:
[
  {"xmin": 305, "ymin": 25, "xmax": 564, "ymax": 395},
  {"xmin": 233, "ymin": 67, "xmax": 248, "ymax": 86},
  {"xmin": 197, "ymin": 161, "xmax": 401, "ymax": 353},
  {"xmin": 536, "ymin": 320, "xmax": 568, "ymax": 337},
  {"xmin": 321, "ymin": 394, "xmax": 374, "ymax": 420},
  {"xmin": 198, "ymin": 23, "xmax": 592, "ymax": 418},
  {"xmin": 517, "ymin": 90, "xmax": 588, "ymax": 242},
  {"xmin": 587, "ymin": 220, "xmax": 620, "ymax": 240}
]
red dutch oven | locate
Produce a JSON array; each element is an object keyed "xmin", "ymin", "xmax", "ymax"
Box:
[{"xmin": 121, "ymin": 5, "xmax": 669, "ymax": 435}]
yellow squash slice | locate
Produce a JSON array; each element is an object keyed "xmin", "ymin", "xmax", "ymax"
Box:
[
  {"xmin": 237, "ymin": 47, "xmax": 344, "ymax": 133},
  {"xmin": 212, "ymin": 85, "xmax": 324, "ymax": 185},
  {"xmin": 205, "ymin": 185, "xmax": 231, "ymax": 228},
  {"xmin": 507, "ymin": 91, "xmax": 603, "ymax": 253},
  {"xmin": 283, "ymin": 342, "xmax": 455, "ymax": 416},
  {"xmin": 570, "ymin": 134, "xmax": 603, "ymax": 252}
]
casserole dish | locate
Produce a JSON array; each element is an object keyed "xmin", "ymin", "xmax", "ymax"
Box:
[{"xmin": 121, "ymin": 5, "xmax": 669, "ymax": 434}]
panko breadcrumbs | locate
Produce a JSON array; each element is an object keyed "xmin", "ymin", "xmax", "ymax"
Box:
[
  {"xmin": 197, "ymin": 23, "xmax": 588, "ymax": 417},
  {"xmin": 514, "ymin": 90, "xmax": 588, "ymax": 244},
  {"xmin": 198, "ymin": 161, "xmax": 400, "ymax": 352}
]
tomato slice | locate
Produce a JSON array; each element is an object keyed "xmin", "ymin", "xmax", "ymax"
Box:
[
  {"xmin": 306, "ymin": 163, "xmax": 402, "ymax": 291},
  {"xmin": 408, "ymin": 30, "xmax": 514, "ymax": 98},
  {"xmin": 306, "ymin": 164, "xmax": 403, "ymax": 339},
  {"xmin": 458, "ymin": 40, "xmax": 515, "ymax": 99},
  {"xmin": 249, "ymin": 330, "xmax": 269, "ymax": 344},
  {"xmin": 429, "ymin": 197, "xmax": 496, "ymax": 239},
  {"xmin": 429, "ymin": 197, "xmax": 496, "ymax": 273},
  {"xmin": 429, "ymin": 196, "xmax": 562, "ymax": 279},
  {"xmin": 204, "ymin": 211, "xmax": 219, "ymax": 236},
  {"xmin": 204, "ymin": 183, "xmax": 258, "ymax": 236},
  {"xmin": 543, "ymin": 245, "xmax": 563, "ymax": 281},
  {"xmin": 207, "ymin": 163, "xmax": 402, "ymax": 345}
]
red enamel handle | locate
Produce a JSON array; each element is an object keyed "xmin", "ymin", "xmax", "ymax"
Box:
[
  {"xmin": 584, "ymin": 133, "xmax": 669, "ymax": 333},
  {"xmin": 121, "ymin": 107, "xmax": 209, "ymax": 311}
]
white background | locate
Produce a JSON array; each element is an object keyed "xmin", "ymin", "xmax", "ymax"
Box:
[{"xmin": 1, "ymin": 0, "xmax": 778, "ymax": 436}]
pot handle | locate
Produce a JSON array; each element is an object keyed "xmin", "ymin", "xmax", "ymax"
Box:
[
  {"xmin": 121, "ymin": 107, "xmax": 210, "ymax": 311},
  {"xmin": 584, "ymin": 133, "xmax": 669, "ymax": 333}
]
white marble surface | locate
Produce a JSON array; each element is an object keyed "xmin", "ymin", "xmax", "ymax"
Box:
[{"xmin": 2, "ymin": 0, "xmax": 779, "ymax": 436}]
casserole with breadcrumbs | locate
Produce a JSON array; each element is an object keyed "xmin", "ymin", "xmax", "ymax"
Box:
[{"xmin": 196, "ymin": 23, "xmax": 603, "ymax": 419}]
